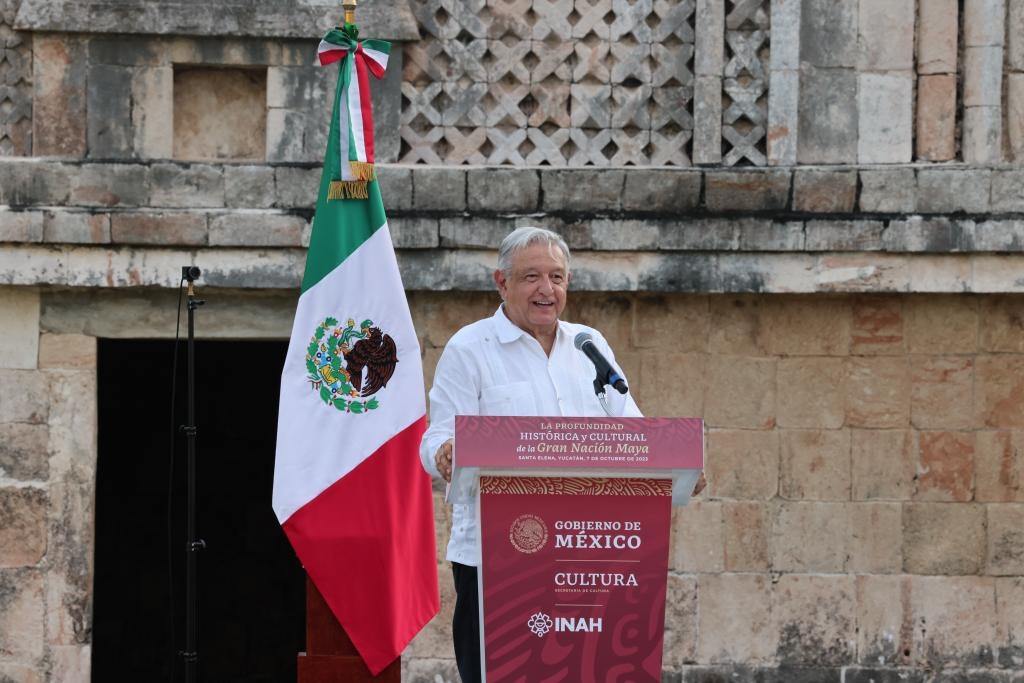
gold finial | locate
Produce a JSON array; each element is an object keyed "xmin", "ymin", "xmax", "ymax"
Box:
[{"xmin": 343, "ymin": 0, "xmax": 357, "ymax": 24}]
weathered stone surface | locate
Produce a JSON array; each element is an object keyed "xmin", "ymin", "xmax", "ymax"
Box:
[
  {"xmin": 767, "ymin": 69, "xmax": 799, "ymax": 166},
  {"xmin": 273, "ymin": 166, "xmax": 319, "ymax": 209},
  {"xmin": 132, "ymin": 66, "xmax": 173, "ymax": 159},
  {"xmin": 0, "ymin": 288, "xmax": 39, "ymax": 370},
  {"xmin": 770, "ymin": 0, "xmax": 801, "ymax": 70},
  {"xmin": 692, "ymin": 75, "xmax": 722, "ymax": 165},
  {"xmin": 914, "ymin": 431, "xmax": 975, "ymax": 502},
  {"xmin": 805, "ymin": 220, "xmax": 885, "ymax": 251},
  {"xmin": 673, "ymin": 501, "xmax": 724, "ymax": 572},
  {"xmin": 858, "ymin": 72, "xmax": 913, "ymax": 164},
  {"xmin": 149, "ymin": 163, "xmax": 225, "ymax": 208},
  {"xmin": 32, "ymin": 34, "xmax": 87, "ymax": 157},
  {"xmin": 224, "ymin": 165, "xmax": 275, "ymax": 209},
  {"xmin": 905, "ymin": 296, "xmax": 978, "ymax": 353},
  {"xmin": 0, "ymin": 370, "xmax": 48, "ymax": 423},
  {"xmin": 918, "ymin": 0, "xmax": 959, "ymax": 74},
  {"xmin": 174, "ymin": 67, "xmax": 267, "ymax": 161},
  {"xmin": 779, "ymin": 428, "xmax": 850, "ymax": 499},
  {"xmin": 0, "ymin": 209, "xmax": 43, "ymax": 243},
  {"xmin": 589, "ymin": 219, "xmax": 659, "ymax": 251},
  {"xmin": 964, "ymin": 46, "xmax": 1004, "ymax": 106},
  {"xmin": 541, "ymin": 169, "xmax": 624, "ymax": 213},
  {"xmin": 776, "ymin": 358, "xmax": 845, "ymax": 429},
  {"xmin": 1012, "ymin": 73, "xmax": 1024, "ymax": 161},
  {"xmin": 917, "ymin": 169, "xmax": 992, "ymax": 214},
  {"xmin": 0, "ymin": 487, "xmax": 47, "ymax": 566},
  {"xmin": 850, "ymin": 296, "xmax": 904, "ymax": 355},
  {"xmin": 995, "ymin": 576, "xmax": 1024, "ymax": 668},
  {"xmin": 988, "ymin": 504, "xmax": 1024, "ymax": 574},
  {"xmin": 704, "ymin": 429, "xmax": 779, "ymax": 500},
  {"xmin": 208, "ymin": 213, "xmax": 306, "ymax": 247},
  {"xmin": 722, "ymin": 501, "xmax": 770, "ymax": 571},
  {"xmin": 772, "ymin": 502, "xmax": 847, "ymax": 571},
  {"xmin": 0, "ymin": 568, "xmax": 44, "ymax": 660},
  {"xmin": 884, "ymin": 217, "xmax": 969, "ymax": 253},
  {"xmin": 855, "ymin": 575, "xmax": 912, "ymax": 666},
  {"xmin": 43, "ymin": 211, "xmax": 111, "ymax": 245},
  {"xmin": 963, "ymin": 106, "xmax": 1004, "ymax": 164},
  {"xmin": 87, "ymin": 64, "xmax": 133, "ymax": 159},
  {"xmin": 696, "ymin": 574, "xmax": 775, "ymax": 662},
  {"xmin": 376, "ymin": 166, "xmax": 413, "ymax": 212},
  {"xmin": 852, "ymin": 429, "xmax": 915, "ymax": 500},
  {"xmin": 991, "ymin": 170, "xmax": 1024, "ymax": 212},
  {"xmin": 800, "ymin": 0, "xmax": 857, "ymax": 67},
  {"xmin": 110, "ymin": 212, "xmax": 208, "ymax": 246},
  {"xmin": 846, "ymin": 356, "xmax": 910, "ymax": 428},
  {"xmin": 916, "ymin": 74, "xmax": 957, "ymax": 161},
  {"xmin": 638, "ymin": 351, "xmax": 705, "ymax": 416},
  {"xmin": 963, "ymin": 0, "xmax": 1007, "ymax": 46},
  {"xmin": 759, "ymin": 297, "xmax": 850, "ymax": 355},
  {"xmin": 705, "ymin": 356, "xmax": 776, "ymax": 429},
  {"xmin": 977, "ymin": 355, "xmax": 1024, "ymax": 428},
  {"xmin": 858, "ymin": 0, "xmax": 914, "ymax": 70},
  {"xmin": 859, "ymin": 169, "xmax": 917, "ymax": 214},
  {"xmin": 694, "ymin": 0, "xmax": 724, "ymax": 76},
  {"xmin": 467, "ymin": 168, "xmax": 539, "ymax": 213},
  {"xmin": 413, "ymin": 168, "xmax": 466, "ymax": 211},
  {"xmin": 663, "ymin": 574, "xmax": 698, "ymax": 667},
  {"xmin": 0, "ymin": 422, "xmax": 49, "ymax": 482},
  {"xmin": 0, "ymin": 160, "xmax": 73, "ymax": 206},
  {"xmin": 792, "ymin": 169, "xmax": 856, "ymax": 213},
  {"xmin": 798, "ymin": 67, "xmax": 857, "ymax": 163},
  {"xmin": 438, "ymin": 216, "xmax": 518, "ymax": 250},
  {"xmin": 389, "ymin": 217, "xmax": 440, "ymax": 249},
  {"xmin": 774, "ymin": 574, "xmax": 856, "ymax": 666},
  {"xmin": 907, "ymin": 256, "xmax": 972, "ymax": 293},
  {"xmin": 69, "ymin": 163, "xmax": 150, "ymax": 208},
  {"xmin": 904, "ymin": 503, "xmax": 986, "ymax": 574},
  {"xmin": 38, "ymin": 333, "xmax": 96, "ymax": 371},
  {"xmin": 705, "ymin": 170, "xmax": 790, "ymax": 212},
  {"xmin": 911, "ymin": 356, "xmax": 975, "ymax": 430},
  {"xmin": 980, "ymin": 297, "xmax": 1024, "ymax": 355},
  {"xmin": 622, "ymin": 170, "xmax": 701, "ymax": 212},
  {"xmin": 911, "ymin": 576, "xmax": 997, "ymax": 668}
]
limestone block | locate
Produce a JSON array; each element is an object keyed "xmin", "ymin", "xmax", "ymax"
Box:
[
  {"xmin": 770, "ymin": 0, "xmax": 801, "ymax": 70},
  {"xmin": 805, "ymin": 220, "xmax": 884, "ymax": 252},
  {"xmin": 910, "ymin": 576, "xmax": 997, "ymax": 667},
  {"xmin": 209, "ymin": 213, "xmax": 306, "ymax": 247},
  {"xmin": 858, "ymin": 0, "xmax": 914, "ymax": 70},
  {"xmin": 637, "ymin": 351, "xmax": 705, "ymax": 416},
  {"xmin": 972, "ymin": 255, "xmax": 1024, "ymax": 293},
  {"xmin": 69, "ymin": 163, "xmax": 150, "ymax": 207},
  {"xmin": 224, "ymin": 165, "xmax": 275, "ymax": 209},
  {"xmin": 49, "ymin": 645, "xmax": 92, "ymax": 683},
  {"xmin": 651, "ymin": 42, "xmax": 695, "ymax": 88},
  {"xmin": 0, "ymin": 663, "xmax": 41, "ymax": 683},
  {"xmin": 110, "ymin": 212, "xmax": 208, "ymax": 246},
  {"xmin": 266, "ymin": 109, "xmax": 307, "ymax": 162},
  {"xmin": 851, "ymin": 429, "xmax": 915, "ymax": 500},
  {"xmin": 988, "ymin": 504, "xmax": 1024, "ymax": 574},
  {"xmin": 907, "ymin": 256, "xmax": 971, "ymax": 293},
  {"xmin": 846, "ymin": 356, "xmax": 910, "ymax": 428},
  {"xmin": 704, "ymin": 429, "xmax": 779, "ymax": 500},
  {"xmin": 737, "ymin": 220, "xmax": 804, "ymax": 251},
  {"xmin": 860, "ymin": 166, "xmax": 917, "ymax": 211},
  {"xmin": 910, "ymin": 356, "xmax": 976, "ymax": 431},
  {"xmin": 772, "ymin": 502, "xmax": 849, "ymax": 571},
  {"xmin": 0, "ymin": 160, "xmax": 72, "ymax": 206},
  {"xmin": 672, "ymin": 501, "xmax": 724, "ymax": 572},
  {"xmin": 32, "ymin": 34, "xmax": 87, "ymax": 157},
  {"xmin": 779, "ymin": 428, "xmax": 851, "ymax": 499},
  {"xmin": 704, "ymin": 355, "xmax": 776, "ymax": 429},
  {"xmin": 541, "ymin": 169, "xmax": 624, "ymax": 213},
  {"xmin": 273, "ymin": 166, "xmax": 319, "ymax": 209},
  {"xmin": 977, "ymin": 355, "xmax": 1024, "ymax": 427},
  {"xmin": 884, "ymin": 217, "xmax": 968, "ymax": 253},
  {"xmin": 797, "ymin": 67, "xmax": 858, "ymax": 164},
  {"xmin": 0, "ymin": 288, "xmax": 37, "ymax": 371},
  {"xmin": 995, "ymin": 576, "xmax": 1024, "ymax": 666},
  {"xmin": 388, "ymin": 217, "xmax": 439, "ymax": 249},
  {"xmin": 0, "ymin": 568, "xmax": 44, "ymax": 659},
  {"xmin": 904, "ymin": 296, "xmax": 978, "ymax": 354},
  {"xmin": 1011, "ymin": 0, "xmax": 1024, "ymax": 68},
  {"xmin": 847, "ymin": 504, "xmax": 917, "ymax": 573},
  {"xmin": 132, "ymin": 66, "xmax": 173, "ymax": 159},
  {"xmin": 621, "ymin": 170, "xmax": 700, "ymax": 212},
  {"xmin": 856, "ymin": 575, "xmax": 911, "ymax": 665},
  {"xmin": 608, "ymin": 128, "xmax": 650, "ymax": 166},
  {"xmin": 705, "ymin": 170, "xmax": 790, "ymax": 211},
  {"xmin": 918, "ymin": 0, "xmax": 959, "ymax": 74},
  {"xmin": 767, "ymin": 69, "xmax": 799, "ymax": 166},
  {"xmin": 0, "ymin": 487, "xmax": 47, "ymax": 566},
  {"xmin": 87, "ymin": 64, "xmax": 134, "ymax": 159},
  {"xmin": 376, "ymin": 166, "xmax": 413, "ymax": 212},
  {"xmin": 990, "ymin": 170, "xmax": 1024, "ymax": 211},
  {"xmin": 610, "ymin": 84, "xmax": 652, "ymax": 128},
  {"xmin": 963, "ymin": 105, "xmax": 1004, "ymax": 163},
  {"xmin": 0, "ymin": 209, "xmax": 43, "ymax": 242},
  {"xmin": 792, "ymin": 170, "xmax": 856, "ymax": 213},
  {"xmin": 438, "ymin": 216, "xmax": 518, "ymax": 250},
  {"xmin": 658, "ymin": 218, "xmax": 737, "ymax": 251},
  {"xmin": 774, "ymin": 574, "xmax": 856, "ymax": 666},
  {"xmin": 917, "ymin": 169, "xmax": 991, "ymax": 213},
  {"xmin": 411, "ymin": 168, "xmax": 465, "ymax": 212},
  {"xmin": 466, "ymin": 168, "xmax": 539, "ymax": 213},
  {"xmin": 916, "ymin": 74, "xmax": 957, "ymax": 161},
  {"xmin": 964, "ymin": 0, "xmax": 1007, "ymax": 46},
  {"xmin": 964, "ymin": 46, "xmax": 1004, "ymax": 106},
  {"xmin": 692, "ymin": 76, "xmax": 722, "ymax": 164},
  {"xmin": 903, "ymin": 503, "xmax": 986, "ymax": 574},
  {"xmin": 858, "ymin": 72, "xmax": 913, "ymax": 164},
  {"xmin": 758, "ymin": 297, "xmax": 850, "ymax": 356},
  {"xmin": 696, "ymin": 574, "xmax": 775, "ymax": 662},
  {"xmin": 694, "ymin": 0, "xmax": 724, "ymax": 75},
  {"xmin": 721, "ymin": 501, "xmax": 770, "ymax": 571},
  {"xmin": 800, "ymin": 0, "xmax": 858, "ymax": 67},
  {"xmin": 37, "ymin": 333, "xmax": 95, "ymax": 371},
  {"xmin": 0, "ymin": 422, "xmax": 48, "ymax": 482},
  {"xmin": 662, "ymin": 574, "xmax": 698, "ymax": 668},
  {"xmin": 1008, "ymin": 76, "xmax": 1024, "ymax": 161},
  {"xmin": 173, "ymin": 67, "xmax": 268, "ymax": 162},
  {"xmin": 914, "ymin": 431, "xmax": 975, "ymax": 502},
  {"xmin": 776, "ymin": 358, "xmax": 845, "ymax": 429},
  {"xmin": 0, "ymin": 370, "xmax": 48, "ymax": 423},
  {"xmin": 976, "ymin": 430, "xmax": 1024, "ymax": 501},
  {"xmin": 590, "ymin": 219, "xmax": 659, "ymax": 250},
  {"xmin": 149, "ymin": 163, "xmax": 225, "ymax": 208},
  {"xmin": 850, "ymin": 296, "xmax": 904, "ymax": 355},
  {"xmin": 967, "ymin": 219, "xmax": 1024, "ymax": 251},
  {"xmin": 981, "ymin": 297, "xmax": 1024, "ymax": 353}
]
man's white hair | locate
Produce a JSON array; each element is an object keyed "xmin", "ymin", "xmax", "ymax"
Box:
[{"xmin": 497, "ymin": 226, "xmax": 571, "ymax": 275}]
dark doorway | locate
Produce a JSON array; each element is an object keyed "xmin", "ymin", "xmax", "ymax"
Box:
[{"xmin": 93, "ymin": 339, "xmax": 305, "ymax": 682}]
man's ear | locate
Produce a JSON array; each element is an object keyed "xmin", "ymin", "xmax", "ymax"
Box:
[{"xmin": 493, "ymin": 269, "xmax": 507, "ymax": 299}]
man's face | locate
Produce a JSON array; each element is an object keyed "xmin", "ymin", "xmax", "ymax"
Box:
[{"xmin": 494, "ymin": 242, "xmax": 570, "ymax": 337}]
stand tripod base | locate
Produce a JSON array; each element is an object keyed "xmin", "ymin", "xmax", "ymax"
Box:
[{"xmin": 298, "ymin": 577, "xmax": 400, "ymax": 683}]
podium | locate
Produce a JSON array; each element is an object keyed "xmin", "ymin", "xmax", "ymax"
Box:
[{"xmin": 449, "ymin": 416, "xmax": 704, "ymax": 683}]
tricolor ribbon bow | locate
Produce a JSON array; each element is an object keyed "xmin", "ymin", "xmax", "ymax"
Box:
[{"xmin": 318, "ymin": 29, "xmax": 390, "ymax": 200}]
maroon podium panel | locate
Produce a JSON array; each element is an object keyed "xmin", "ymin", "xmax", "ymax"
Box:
[{"xmin": 478, "ymin": 476, "xmax": 673, "ymax": 682}]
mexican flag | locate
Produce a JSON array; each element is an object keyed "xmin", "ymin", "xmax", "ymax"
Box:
[{"xmin": 272, "ymin": 28, "xmax": 439, "ymax": 675}]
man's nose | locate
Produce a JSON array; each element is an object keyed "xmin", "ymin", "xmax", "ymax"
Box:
[{"xmin": 537, "ymin": 276, "xmax": 555, "ymax": 294}]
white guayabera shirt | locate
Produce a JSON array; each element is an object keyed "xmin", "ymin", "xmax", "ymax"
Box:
[{"xmin": 420, "ymin": 306, "xmax": 642, "ymax": 566}]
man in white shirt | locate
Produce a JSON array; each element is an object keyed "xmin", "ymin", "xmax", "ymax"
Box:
[{"xmin": 420, "ymin": 226, "xmax": 642, "ymax": 683}]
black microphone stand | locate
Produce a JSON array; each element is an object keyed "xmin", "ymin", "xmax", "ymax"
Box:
[{"xmin": 180, "ymin": 266, "xmax": 206, "ymax": 683}]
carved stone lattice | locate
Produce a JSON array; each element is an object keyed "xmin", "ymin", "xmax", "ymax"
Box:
[
  {"xmin": 721, "ymin": 0, "xmax": 769, "ymax": 166},
  {"xmin": 401, "ymin": 0, "xmax": 696, "ymax": 165},
  {"xmin": 0, "ymin": 0, "xmax": 32, "ymax": 156}
]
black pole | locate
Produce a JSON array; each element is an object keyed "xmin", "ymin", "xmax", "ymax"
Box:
[{"xmin": 181, "ymin": 266, "xmax": 205, "ymax": 683}]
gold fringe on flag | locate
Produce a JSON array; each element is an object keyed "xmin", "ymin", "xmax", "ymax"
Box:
[
  {"xmin": 327, "ymin": 180, "xmax": 369, "ymax": 200},
  {"xmin": 349, "ymin": 160, "xmax": 376, "ymax": 181}
]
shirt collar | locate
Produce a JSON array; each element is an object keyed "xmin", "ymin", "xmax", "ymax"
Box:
[{"xmin": 492, "ymin": 305, "xmax": 565, "ymax": 345}]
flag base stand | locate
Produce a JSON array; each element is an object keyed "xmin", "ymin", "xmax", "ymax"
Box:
[{"xmin": 298, "ymin": 577, "xmax": 400, "ymax": 683}]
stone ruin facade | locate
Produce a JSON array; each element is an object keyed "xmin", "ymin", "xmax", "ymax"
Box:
[{"xmin": 1, "ymin": 0, "xmax": 1024, "ymax": 681}]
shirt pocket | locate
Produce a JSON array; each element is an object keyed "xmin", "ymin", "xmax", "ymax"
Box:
[{"xmin": 480, "ymin": 381, "xmax": 536, "ymax": 416}]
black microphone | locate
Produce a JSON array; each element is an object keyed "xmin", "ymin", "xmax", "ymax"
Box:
[{"xmin": 574, "ymin": 332, "xmax": 628, "ymax": 395}]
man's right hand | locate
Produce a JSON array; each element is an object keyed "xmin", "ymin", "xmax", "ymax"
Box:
[{"xmin": 435, "ymin": 439, "xmax": 454, "ymax": 482}]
